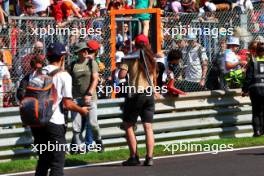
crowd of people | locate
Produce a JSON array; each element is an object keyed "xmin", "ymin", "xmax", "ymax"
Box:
[
  {"xmin": 0, "ymin": 0, "xmax": 263, "ymax": 106},
  {"xmin": 15, "ymin": 34, "xmax": 158, "ymax": 175},
  {"xmin": 13, "ymin": 32, "xmax": 264, "ymax": 176},
  {"xmin": 0, "ymin": 1, "xmax": 263, "ymax": 175},
  {"xmin": 0, "ymin": 0, "xmax": 262, "ymax": 23}
]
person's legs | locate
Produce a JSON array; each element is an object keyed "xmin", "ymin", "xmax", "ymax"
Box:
[
  {"xmin": 71, "ymin": 98, "xmax": 84, "ymax": 148},
  {"xmin": 84, "ymin": 121, "xmax": 93, "ymax": 145},
  {"xmin": 260, "ymin": 96, "xmax": 264, "ymax": 134},
  {"xmin": 122, "ymin": 95, "xmax": 142, "ymax": 166},
  {"xmin": 86, "ymin": 101, "xmax": 100, "ymax": 141},
  {"xmin": 142, "ymin": 20, "xmax": 150, "ymax": 37},
  {"xmin": 140, "ymin": 94, "xmax": 155, "ymax": 166},
  {"xmin": 85, "ymin": 101, "xmax": 104, "ymax": 151},
  {"xmin": 142, "ymin": 122, "xmax": 154, "ymax": 158},
  {"xmin": 31, "ymin": 127, "xmax": 50, "ymax": 176},
  {"xmin": 2, "ymin": 0, "xmax": 9, "ymax": 15},
  {"xmin": 46, "ymin": 122, "xmax": 67, "ymax": 176},
  {"xmin": 124, "ymin": 122, "xmax": 138, "ymax": 157},
  {"xmin": 250, "ymin": 94, "xmax": 262, "ymax": 136},
  {"xmin": 71, "ymin": 111, "xmax": 83, "ymax": 145}
]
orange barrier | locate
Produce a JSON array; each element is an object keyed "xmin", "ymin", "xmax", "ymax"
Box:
[{"xmin": 110, "ymin": 8, "xmax": 162, "ymax": 71}]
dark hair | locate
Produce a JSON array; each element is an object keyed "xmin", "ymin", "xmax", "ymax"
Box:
[
  {"xmin": 167, "ymin": 49, "xmax": 182, "ymax": 62},
  {"xmin": 47, "ymin": 55, "xmax": 64, "ymax": 63},
  {"xmin": 256, "ymin": 42, "xmax": 264, "ymax": 56},
  {"xmin": 136, "ymin": 42, "xmax": 156, "ymax": 76},
  {"xmin": 86, "ymin": 0, "xmax": 94, "ymax": 5},
  {"xmin": 248, "ymin": 40, "xmax": 258, "ymax": 52}
]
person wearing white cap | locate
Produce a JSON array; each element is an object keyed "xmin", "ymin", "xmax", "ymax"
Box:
[
  {"xmin": 183, "ymin": 33, "xmax": 208, "ymax": 92},
  {"xmin": 112, "ymin": 42, "xmax": 126, "ymax": 86},
  {"xmin": 223, "ymin": 36, "xmax": 245, "ymax": 88},
  {"xmin": 224, "ymin": 36, "xmax": 241, "ymax": 71}
]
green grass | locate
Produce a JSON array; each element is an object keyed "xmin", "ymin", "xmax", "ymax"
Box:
[{"xmin": 1, "ymin": 136, "xmax": 264, "ymax": 174}]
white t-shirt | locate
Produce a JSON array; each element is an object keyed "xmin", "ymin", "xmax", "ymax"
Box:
[
  {"xmin": 33, "ymin": 0, "xmax": 51, "ymax": 13},
  {"xmin": 223, "ymin": 49, "xmax": 241, "ymax": 74},
  {"xmin": 185, "ymin": 45, "xmax": 208, "ymax": 82},
  {"xmin": 43, "ymin": 65, "xmax": 73, "ymax": 125}
]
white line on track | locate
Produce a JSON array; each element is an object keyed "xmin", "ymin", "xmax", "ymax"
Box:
[{"xmin": 4, "ymin": 145, "xmax": 264, "ymax": 176}]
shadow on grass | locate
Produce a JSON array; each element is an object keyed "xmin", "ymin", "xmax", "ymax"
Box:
[{"xmin": 65, "ymin": 158, "xmax": 89, "ymax": 167}]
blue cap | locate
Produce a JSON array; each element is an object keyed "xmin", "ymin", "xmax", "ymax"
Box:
[{"xmin": 47, "ymin": 42, "xmax": 67, "ymax": 57}]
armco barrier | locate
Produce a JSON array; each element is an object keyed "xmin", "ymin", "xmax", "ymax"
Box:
[{"xmin": 0, "ymin": 89, "xmax": 252, "ymax": 160}]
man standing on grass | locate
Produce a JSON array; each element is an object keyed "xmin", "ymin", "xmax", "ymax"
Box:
[{"xmin": 30, "ymin": 42, "xmax": 88, "ymax": 176}]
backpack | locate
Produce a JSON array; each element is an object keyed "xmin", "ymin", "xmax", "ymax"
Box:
[{"xmin": 19, "ymin": 68, "xmax": 61, "ymax": 127}]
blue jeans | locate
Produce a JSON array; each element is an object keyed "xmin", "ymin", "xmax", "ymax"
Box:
[
  {"xmin": 71, "ymin": 98, "xmax": 101, "ymax": 146},
  {"xmin": 2, "ymin": 0, "xmax": 9, "ymax": 15},
  {"xmin": 71, "ymin": 98, "xmax": 93, "ymax": 145}
]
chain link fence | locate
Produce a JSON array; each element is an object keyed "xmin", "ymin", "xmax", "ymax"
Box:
[
  {"xmin": 162, "ymin": 3, "xmax": 264, "ymax": 92},
  {"xmin": 0, "ymin": 15, "xmax": 111, "ymax": 105},
  {"xmin": 0, "ymin": 5, "xmax": 264, "ymax": 106}
]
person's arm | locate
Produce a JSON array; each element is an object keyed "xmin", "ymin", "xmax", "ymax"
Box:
[
  {"xmin": 88, "ymin": 72, "xmax": 99, "ymax": 94},
  {"xmin": 83, "ymin": 71, "xmax": 98, "ymax": 103},
  {"xmin": 149, "ymin": 0, "xmax": 154, "ymax": 8},
  {"xmin": 200, "ymin": 60, "xmax": 208, "ymax": 86},
  {"xmin": 225, "ymin": 61, "xmax": 240, "ymax": 70},
  {"xmin": 242, "ymin": 60, "xmax": 254, "ymax": 95},
  {"xmin": 87, "ymin": 60, "xmax": 99, "ymax": 94},
  {"xmin": 132, "ymin": 0, "xmax": 136, "ymax": 8},
  {"xmin": 201, "ymin": 60, "xmax": 208, "ymax": 79},
  {"xmin": 153, "ymin": 64, "xmax": 157, "ymax": 87},
  {"xmin": 200, "ymin": 47, "xmax": 208, "ymax": 86},
  {"xmin": 72, "ymin": 4, "xmax": 82, "ymax": 18},
  {"xmin": 63, "ymin": 98, "xmax": 88, "ymax": 116},
  {"xmin": 106, "ymin": 0, "xmax": 111, "ymax": 8}
]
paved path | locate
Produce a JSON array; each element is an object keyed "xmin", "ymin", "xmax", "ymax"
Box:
[{"xmin": 9, "ymin": 147, "xmax": 264, "ymax": 176}]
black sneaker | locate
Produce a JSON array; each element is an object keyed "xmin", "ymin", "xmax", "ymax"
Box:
[
  {"xmin": 95, "ymin": 140, "xmax": 105, "ymax": 153},
  {"xmin": 253, "ymin": 130, "xmax": 262, "ymax": 137},
  {"xmin": 144, "ymin": 156, "xmax": 154, "ymax": 166},
  {"xmin": 122, "ymin": 156, "xmax": 140, "ymax": 166}
]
